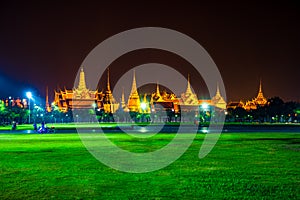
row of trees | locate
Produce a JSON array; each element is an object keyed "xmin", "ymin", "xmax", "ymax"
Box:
[{"xmin": 0, "ymin": 101, "xmax": 28, "ymax": 125}]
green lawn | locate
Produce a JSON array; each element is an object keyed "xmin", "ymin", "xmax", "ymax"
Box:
[
  {"xmin": 1, "ymin": 122, "xmax": 299, "ymax": 131},
  {"xmin": 0, "ymin": 133, "xmax": 299, "ymax": 199}
]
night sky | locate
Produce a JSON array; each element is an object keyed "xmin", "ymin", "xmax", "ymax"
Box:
[{"xmin": 0, "ymin": 2, "xmax": 299, "ymax": 103}]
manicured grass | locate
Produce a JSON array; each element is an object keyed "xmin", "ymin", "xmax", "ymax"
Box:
[
  {"xmin": 0, "ymin": 124, "xmax": 35, "ymax": 131},
  {"xmin": 0, "ymin": 133, "xmax": 299, "ymax": 199},
  {"xmin": 1, "ymin": 122, "xmax": 299, "ymax": 131}
]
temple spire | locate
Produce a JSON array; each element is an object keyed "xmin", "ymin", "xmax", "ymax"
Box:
[
  {"xmin": 121, "ymin": 87, "xmax": 125, "ymax": 103},
  {"xmin": 46, "ymin": 86, "xmax": 51, "ymax": 112},
  {"xmin": 181, "ymin": 74, "xmax": 199, "ymax": 105},
  {"xmin": 259, "ymin": 79, "xmax": 262, "ymax": 93},
  {"xmin": 121, "ymin": 87, "xmax": 126, "ymax": 108},
  {"xmin": 128, "ymin": 70, "xmax": 140, "ymax": 112},
  {"xmin": 130, "ymin": 70, "xmax": 138, "ymax": 96},
  {"xmin": 186, "ymin": 74, "xmax": 192, "ymax": 94},
  {"xmin": 211, "ymin": 82, "xmax": 227, "ymax": 110},
  {"xmin": 254, "ymin": 79, "xmax": 267, "ymax": 106},
  {"xmin": 156, "ymin": 82, "xmax": 161, "ymax": 97},
  {"xmin": 78, "ymin": 67, "xmax": 87, "ymax": 91},
  {"xmin": 107, "ymin": 68, "xmax": 111, "ymax": 92},
  {"xmin": 46, "ymin": 86, "xmax": 49, "ymax": 106},
  {"xmin": 216, "ymin": 83, "xmax": 221, "ymax": 97},
  {"xmin": 257, "ymin": 78, "xmax": 264, "ymax": 98}
]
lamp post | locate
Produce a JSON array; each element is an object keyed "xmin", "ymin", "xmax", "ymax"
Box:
[{"xmin": 26, "ymin": 92, "xmax": 32, "ymax": 124}]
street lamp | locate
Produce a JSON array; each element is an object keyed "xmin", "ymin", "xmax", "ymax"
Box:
[{"xmin": 26, "ymin": 92, "xmax": 33, "ymax": 124}]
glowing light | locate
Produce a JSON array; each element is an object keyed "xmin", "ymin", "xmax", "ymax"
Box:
[
  {"xmin": 26, "ymin": 92, "xmax": 33, "ymax": 99},
  {"xmin": 201, "ymin": 103, "xmax": 209, "ymax": 109},
  {"xmin": 141, "ymin": 102, "xmax": 147, "ymax": 110},
  {"xmin": 202, "ymin": 129, "xmax": 209, "ymax": 134},
  {"xmin": 139, "ymin": 127, "xmax": 147, "ymax": 133}
]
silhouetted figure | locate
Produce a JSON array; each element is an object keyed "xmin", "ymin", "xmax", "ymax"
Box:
[
  {"xmin": 38, "ymin": 121, "xmax": 49, "ymax": 133},
  {"xmin": 41, "ymin": 121, "xmax": 45, "ymax": 129},
  {"xmin": 33, "ymin": 123, "xmax": 37, "ymax": 131}
]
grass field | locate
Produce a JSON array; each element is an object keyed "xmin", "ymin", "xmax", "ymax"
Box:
[
  {"xmin": 0, "ymin": 132, "xmax": 299, "ymax": 199},
  {"xmin": 1, "ymin": 122, "xmax": 299, "ymax": 131}
]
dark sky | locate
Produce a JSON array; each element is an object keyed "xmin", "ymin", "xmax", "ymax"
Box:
[{"xmin": 0, "ymin": 1, "xmax": 299, "ymax": 103}]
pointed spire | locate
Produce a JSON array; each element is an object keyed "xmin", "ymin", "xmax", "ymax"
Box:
[
  {"xmin": 254, "ymin": 78, "xmax": 267, "ymax": 105},
  {"xmin": 128, "ymin": 70, "xmax": 140, "ymax": 112},
  {"xmin": 186, "ymin": 74, "xmax": 192, "ymax": 94},
  {"xmin": 130, "ymin": 70, "xmax": 138, "ymax": 96},
  {"xmin": 257, "ymin": 78, "xmax": 264, "ymax": 98},
  {"xmin": 259, "ymin": 78, "xmax": 262, "ymax": 93},
  {"xmin": 211, "ymin": 82, "xmax": 227, "ymax": 109},
  {"xmin": 121, "ymin": 87, "xmax": 125, "ymax": 103},
  {"xmin": 107, "ymin": 68, "xmax": 111, "ymax": 92},
  {"xmin": 46, "ymin": 86, "xmax": 49, "ymax": 105},
  {"xmin": 156, "ymin": 81, "xmax": 161, "ymax": 97},
  {"xmin": 78, "ymin": 67, "xmax": 87, "ymax": 91},
  {"xmin": 46, "ymin": 86, "xmax": 51, "ymax": 112},
  {"xmin": 216, "ymin": 82, "xmax": 221, "ymax": 97}
]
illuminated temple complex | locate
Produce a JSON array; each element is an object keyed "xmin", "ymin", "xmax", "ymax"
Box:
[
  {"xmin": 53, "ymin": 68, "xmax": 227, "ymax": 113},
  {"xmin": 53, "ymin": 68, "xmax": 119, "ymax": 113},
  {"xmin": 227, "ymin": 80, "xmax": 268, "ymax": 110}
]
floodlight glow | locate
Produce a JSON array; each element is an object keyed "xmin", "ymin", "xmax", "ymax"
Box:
[
  {"xmin": 141, "ymin": 102, "xmax": 147, "ymax": 110},
  {"xmin": 202, "ymin": 129, "xmax": 209, "ymax": 134},
  {"xmin": 201, "ymin": 103, "xmax": 209, "ymax": 109},
  {"xmin": 26, "ymin": 92, "xmax": 33, "ymax": 99}
]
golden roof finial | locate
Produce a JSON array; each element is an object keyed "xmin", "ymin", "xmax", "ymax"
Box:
[
  {"xmin": 107, "ymin": 68, "xmax": 111, "ymax": 92},
  {"xmin": 259, "ymin": 78, "xmax": 262, "ymax": 93}
]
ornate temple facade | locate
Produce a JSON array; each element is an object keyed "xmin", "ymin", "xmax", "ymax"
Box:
[
  {"xmin": 53, "ymin": 68, "xmax": 119, "ymax": 113},
  {"xmin": 125, "ymin": 72, "xmax": 227, "ymax": 113},
  {"xmin": 211, "ymin": 84, "xmax": 227, "ymax": 110},
  {"xmin": 227, "ymin": 80, "xmax": 268, "ymax": 110},
  {"xmin": 53, "ymin": 68, "xmax": 227, "ymax": 114},
  {"xmin": 150, "ymin": 82, "xmax": 180, "ymax": 113},
  {"xmin": 179, "ymin": 75, "xmax": 199, "ymax": 112},
  {"xmin": 243, "ymin": 80, "xmax": 268, "ymax": 110}
]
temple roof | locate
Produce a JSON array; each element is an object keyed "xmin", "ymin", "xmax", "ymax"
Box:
[
  {"xmin": 129, "ymin": 70, "xmax": 139, "ymax": 97},
  {"xmin": 78, "ymin": 67, "xmax": 87, "ymax": 91},
  {"xmin": 180, "ymin": 75, "xmax": 198, "ymax": 105},
  {"xmin": 253, "ymin": 79, "xmax": 267, "ymax": 105}
]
